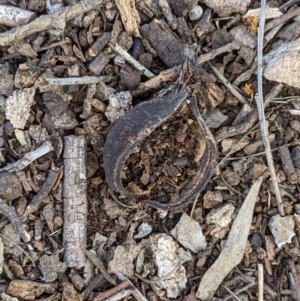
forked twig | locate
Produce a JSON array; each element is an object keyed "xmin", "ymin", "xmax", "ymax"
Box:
[{"xmin": 257, "ymin": 0, "xmax": 284, "ymax": 216}]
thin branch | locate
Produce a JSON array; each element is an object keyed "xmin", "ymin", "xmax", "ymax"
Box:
[
  {"xmin": 265, "ymin": 6, "xmax": 300, "ymax": 32},
  {"xmin": 0, "ymin": 233, "xmax": 35, "ymax": 266},
  {"xmin": 131, "ymin": 66, "xmax": 180, "ymax": 97},
  {"xmin": 0, "ymin": 141, "xmax": 53, "ymax": 173},
  {"xmin": 220, "ymin": 174, "xmax": 246, "ymax": 197},
  {"xmin": 224, "ymin": 141, "xmax": 300, "ymax": 161},
  {"xmin": 197, "ymin": 41, "xmax": 241, "ymax": 64},
  {"xmin": 91, "ymin": 280, "xmax": 131, "ymax": 301},
  {"xmin": 190, "ymin": 193, "xmax": 200, "ymax": 218},
  {"xmin": 44, "ymin": 75, "xmax": 116, "ymax": 85},
  {"xmin": 257, "ymin": 0, "xmax": 284, "ymax": 216},
  {"xmin": 116, "ymin": 273, "xmax": 150, "ymax": 301},
  {"xmin": 207, "ymin": 62, "xmax": 248, "ymax": 105},
  {"xmin": 222, "ymin": 286, "xmax": 242, "ymax": 301},
  {"xmin": 223, "ymin": 283, "xmax": 256, "ymax": 301},
  {"xmin": 83, "ymin": 249, "xmax": 116, "ymax": 285},
  {"xmin": 258, "ymin": 263, "xmax": 264, "ymax": 301},
  {"xmin": 111, "ymin": 43, "xmax": 155, "ymax": 79},
  {"xmin": 0, "ymin": 199, "xmax": 30, "ymax": 242},
  {"xmin": 288, "ymin": 259, "xmax": 300, "ymax": 301},
  {"xmin": 280, "ymin": 0, "xmax": 299, "ymax": 11}
]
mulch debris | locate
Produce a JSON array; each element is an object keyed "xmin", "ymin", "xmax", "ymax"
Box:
[{"xmin": 0, "ymin": 0, "xmax": 300, "ymax": 300}]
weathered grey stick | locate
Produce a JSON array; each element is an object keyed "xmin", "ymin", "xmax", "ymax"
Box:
[
  {"xmin": 44, "ymin": 75, "xmax": 116, "ymax": 85},
  {"xmin": 63, "ymin": 136, "xmax": 87, "ymax": 268},
  {"xmin": 0, "ymin": 0, "xmax": 106, "ymax": 46}
]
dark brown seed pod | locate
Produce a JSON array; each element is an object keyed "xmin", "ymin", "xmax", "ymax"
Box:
[
  {"xmin": 103, "ymin": 89, "xmax": 218, "ymax": 210},
  {"xmin": 103, "ymin": 89, "xmax": 188, "ymax": 200},
  {"xmin": 144, "ymin": 96, "xmax": 218, "ymax": 210}
]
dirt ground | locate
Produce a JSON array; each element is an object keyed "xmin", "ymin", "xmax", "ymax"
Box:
[{"xmin": 0, "ymin": 0, "xmax": 300, "ymax": 300}]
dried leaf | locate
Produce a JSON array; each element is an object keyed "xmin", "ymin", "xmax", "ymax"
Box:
[{"xmin": 196, "ymin": 176, "xmax": 263, "ymax": 300}]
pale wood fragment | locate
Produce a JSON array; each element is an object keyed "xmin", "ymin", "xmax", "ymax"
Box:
[
  {"xmin": 115, "ymin": 0, "xmax": 141, "ymax": 37},
  {"xmin": 44, "ymin": 75, "xmax": 115, "ymax": 85},
  {"xmin": 243, "ymin": 7, "xmax": 282, "ymax": 19},
  {"xmin": 0, "ymin": 0, "xmax": 106, "ymax": 46},
  {"xmin": 63, "ymin": 136, "xmax": 87, "ymax": 268},
  {"xmin": 203, "ymin": 0, "xmax": 250, "ymax": 17},
  {"xmin": 6, "ymin": 87, "xmax": 36, "ymax": 130},
  {"xmin": 0, "ymin": 5, "xmax": 36, "ymax": 27},
  {"xmin": 7, "ymin": 280, "xmax": 57, "ymax": 300}
]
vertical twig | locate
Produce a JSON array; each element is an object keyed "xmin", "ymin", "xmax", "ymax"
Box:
[
  {"xmin": 288, "ymin": 259, "xmax": 300, "ymax": 301},
  {"xmin": 258, "ymin": 263, "xmax": 264, "ymax": 301},
  {"xmin": 257, "ymin": 0, "xmax": 284, "ymax": 216}
]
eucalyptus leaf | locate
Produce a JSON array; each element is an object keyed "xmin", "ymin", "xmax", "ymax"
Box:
[{"xmin": 197, "ymin": 177, "xmax": 263, "ymax": 300}]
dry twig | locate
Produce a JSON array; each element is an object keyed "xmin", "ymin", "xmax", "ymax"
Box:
[
  {"xmin": 0, "ymin": 5, "xmax": 36, "ymax": 27},
  {"xmin": 207, "ymin": 62, "xmax": 248, "ymax": 105},
  {"xmin": 288, "ymin": 259, "xmax": 300, "ymax": 301},
  {"xmin": 44, "ymin": 75, "xmax": 116, "ymax": 85},
  {"xmin": 198, "ymin": 41, "xmax": 241, "ymax": 64},
  {"xmin": 83, "ymin": 249, "xmax": 116, "ymax": 285},
  {"xmin": 0, "ymin": 141, "xmax": 53, "ymax": 173},
  {"xmin": 0, "ymin": 199, "xmax": 30, "ymax": 242},
  {"xmin": 27, "ymin": 167, "xmax": 61, "ymax": 214},
  {"xmin": 265, "ymin": 6, "xmax": 300, "ymax": 32},
  {"xmin": 258, "ymin": 263, "xmax": 264, "ymax": 301},
  {"xmin": 92, "ymin": 280, "xmax": 131, "ymax": 301},
  {"xmin": 116, "ymin": 273, "xmax": 149, "ymax": 301},
  {"xmin": 0, "ymin": 233, "xmax": 35, "ymax": 266},
  {"xmin": 257, "ymin": 0, "xmax": 284, "ymax": 216},
  {"xmin": 111, "ymin": 43, "xmax": 155, "ymax": 79},
  {"xmin": 222, "ymin": 286, "xmax": 242, "ymax": 301},
  {"xmin": 131, "ymin": 67, "xmax": 179, "ymax": 97}
]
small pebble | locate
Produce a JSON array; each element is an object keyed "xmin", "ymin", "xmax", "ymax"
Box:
[
  {"xmin": 251, "ymin": 233, "xmax": 263, "ymax": 247},
  {"xmin": 268, "ymin": 214, "xmax": 295, "ymax": 248},
  {"xmin": 189, "ymin": 5, "xmax": 203, "ymax": 21},
  {"xmin": 134, "ymin": 222, "xmax": 152, "ymax": 239}
]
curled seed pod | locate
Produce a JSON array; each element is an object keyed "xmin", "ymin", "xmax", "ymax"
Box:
[{"xmin": 103, "ymin": 89, "xmax": 218, "ymax": 211}]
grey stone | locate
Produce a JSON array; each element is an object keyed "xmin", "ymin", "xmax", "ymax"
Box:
[
  {"xmin": 268, "ymin": 214, "xmax": 295, "ymax": 248},
  {"xmin": 251, "ymin": 233, "xmax": 263, "ymax": 247},
  {"xmin": 189, "ymin": 5, "xmax": 203, "ymax": 21},
  {"xmin": 170, "ymin": 213, "xmax": 206, "ymax": 253}
]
